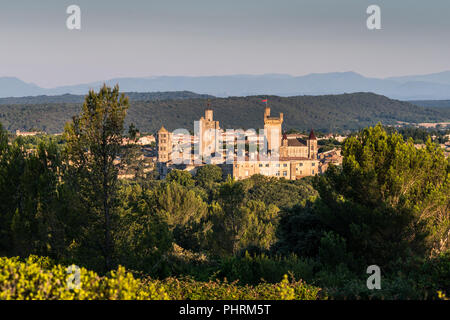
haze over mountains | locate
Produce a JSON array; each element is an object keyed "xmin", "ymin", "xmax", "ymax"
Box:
[{"xmin": 3, "ymin": 71, "xmax": 450, "ymax": 100}]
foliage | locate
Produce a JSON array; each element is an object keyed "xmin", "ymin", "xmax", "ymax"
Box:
[
  {"xmin": 63, "ymin": 85, "xmax": 129, "ymax": 271},
  {"xmin": 208, "ymin": 178, "xmax": 283, "ymax": 256},
  {"xmin": 241, "ymin": 175, "xmax": 318, "ymax": 210},
  {"xmin": 166, "ymin": 169, "xmax": 195, "ymax": 188},
  {"xmin": 152, "ymin": 274, "xmax": 323, "ymax": 300},
  {"xmin": 314, "ymin": 124, "xmax": 449, "ymax": 268},
  {"xmin": 0, "ymin": 256, "xmax": 322, "ymax": 300},
  {"xmin": 216, "ymin": 252, "xmax": 317, "ymax": 285},
  {"xmin": 0, "ymin": 125, "xmax": 64, "ymax": 258},
  {"xmin": 195, "ymin": 164, "xmax": 223, "ymax": 189},
  {"xmin": 114, "ymin": 182, "xmax": 173, "ymax": 274},
  {"xmin": 274, "ymin": 202, "xmax": 326, "ymax": 258},
  {"xmin": 0, "ymin": 256, "xmax": 168, "ymax": 300}
]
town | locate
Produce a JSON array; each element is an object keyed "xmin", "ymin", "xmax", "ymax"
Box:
[
  {"xmin": 156, "ymin": 106, "xmax": 342, "ymax": 180},
  {"xmin": 12, "ymin": 106, "xmax": 450, "ymax": 183}
]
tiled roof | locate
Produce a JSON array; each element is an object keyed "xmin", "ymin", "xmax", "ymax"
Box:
[
  {"xmin": 279, "ymin": 157, "xmax": 315, "ymax": 161},
  {"xmin": 287, "ymin": 138, "xmax": 306, "ymax": 147}
]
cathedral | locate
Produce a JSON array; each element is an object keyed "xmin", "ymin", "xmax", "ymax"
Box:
[{"xmin": 157, "ymin": 105, "xmax": 319, "ymax": 180}]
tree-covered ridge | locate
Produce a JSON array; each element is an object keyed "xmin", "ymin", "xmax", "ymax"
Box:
[
  {"xmin": 0, "ymin": 91, "xmax": 214, "ymax": 105},
  {"xmin": 0, "ymin": 92, "xmax": 448, "ymax": 134},
  {"xmin": 410, "ymin": 100, "xmax": 450, "ymax": 109}
]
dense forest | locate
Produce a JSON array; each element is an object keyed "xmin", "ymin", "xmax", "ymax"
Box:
[
  {"xmin": 0, "ymin": 86, "xmax": 449, "ymax": 300},
  {"xmin": 0, "ymin": 92, "xmax": 449, "ymax": 134},
  {"xmin": 410, "ymin": 100, "xmax": 450, "ymax": 109}
]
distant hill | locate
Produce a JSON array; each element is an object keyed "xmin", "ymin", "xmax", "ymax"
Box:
[
  {"xmin": 4, "ymin": 71, "xmax": 450, "ymax": 100},
  {"xmin": 409, "ymin": 100, "xmax": 450, "ymax": 109},
  {"xmin": 0, "ymin": 91, "xmax": 214, "ymax": 105},
  {"xmin": 0, "ymin": 92, "xmax": 448, "ymax": 134},
  {"xmin": 0, "ymin": 77, "xmax": 43, "ymax": 97}
]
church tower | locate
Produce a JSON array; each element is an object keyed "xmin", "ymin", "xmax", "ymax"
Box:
[
  {"xmin": 307, "ymin": 129, "xmax": 317, "ymax": 159},
  {"xmin": 157, "ymin": 126, "xmax": 172, "ymax": 163}
]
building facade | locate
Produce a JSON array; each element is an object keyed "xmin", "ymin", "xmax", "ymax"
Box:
[
  {"xmin": 157, "ymin": 107, "xmax": 319, "ymax": 180},
  {"xmin": 157, "ymin": 126, "xmax": 172, "ymax": 163},
  {"xmin": 199, "ymin": 109, "xmax": 220, "ymax": 157},
  {"xmin": 263, "ymin": 107, "xmax": 283, "ymax": 154}
]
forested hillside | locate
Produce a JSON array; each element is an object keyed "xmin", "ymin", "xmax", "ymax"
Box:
[
  {"xmin": 0, "ymin": 93, "xmax": 448, "ymax": 134},
  {"xmin": 0, "ymin": 91, "xmax": 213, "ymax": 105},
  {"xmin": 410, "ymin": 100, "xmax": 450, "ymax": 109}
]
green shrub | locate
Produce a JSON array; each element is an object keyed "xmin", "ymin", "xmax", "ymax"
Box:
[
  {"xmin": 0, "ymin": 256, "xmax": 167, "ymax": 300},
  {"xmin": 149, "ymin": 274, "xmax": 323, "ymax": 300},
  {"xmin": 217, "ymin": 252, "xmax": 317, "ymax": 285},
  {"xmin": 0, "ymin": 256, "xmax": 323, "ymax": 300}
]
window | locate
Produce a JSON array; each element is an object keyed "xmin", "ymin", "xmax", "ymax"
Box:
[
  {"xmin": 312, "ymin": 169, "xmax": 315, "ymax": 174},
  {"xmin": 276, "ymin": 171, "xmax": 280, "ymax": 176},
  {"xmin": 299, "ymin": 163, "xmax": 303, "ymax": 167},
  {"xmin": 275, "ymin": 163, "xmax": 280, "ymax": 167},
  {"xmin": 283, "ymin": 171, "xmax": 287, "ymax": 176},
  {"xmin": 312, "ymin": 162, "xmax": 315, "ymax": 166},
  {"xmin": 283, "ymin": 163, "xmax": 287, "ymax": 167},
  {"xmin": 259, "ymin": 164, "xmax": 263, "ymax": 167},
  {"xmin": 265, "ymin": 164, "xmax": 269, "ymax": 167}
]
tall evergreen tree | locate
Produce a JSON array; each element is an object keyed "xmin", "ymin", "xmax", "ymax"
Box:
[{"xmin": 64, "ymin": 85, "xmax": 129, "ymax": 270}]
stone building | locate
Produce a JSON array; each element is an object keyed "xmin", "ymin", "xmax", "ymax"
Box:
[
  {"xmin": 157, "ymin": 126, "xmax": 172, "ymax": 163},
  {"xmin": 263, "ymin": 107, "xmax": 283, "ymax": 153},
  {"xmin": 157, "ymin": 106, "xmax": 320, "ymax": 180},
  {"xmin": 199, "ymin": 109, "xmax": 220, "ymax": 157},
  {"xmin": 318, "ymin": 148, "xmax": 343, "ymax": 174},
  {"xmin": 232, "ymin": 156, "xmax": 318, "ymax": 180},
  {"xmin": 232, "ymin": 114, "xmax": 319, "ymax": 180}
]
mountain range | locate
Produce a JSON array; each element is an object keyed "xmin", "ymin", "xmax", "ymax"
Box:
[{"xmin": 3, "ymin": 71, "xmax": 450, "ymax": 100}]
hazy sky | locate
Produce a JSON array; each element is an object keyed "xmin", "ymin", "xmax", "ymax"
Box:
[{"xmin": 1, "ymin": 0, "xmax": 450, "ymax": 87}]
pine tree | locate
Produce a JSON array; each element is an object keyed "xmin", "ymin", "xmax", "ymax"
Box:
[{"xmin": 64, "ymin": 84, "xmax": 129, "ymax": 270}]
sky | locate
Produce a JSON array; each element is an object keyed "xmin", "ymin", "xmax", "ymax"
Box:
[{"xmin": 1, "ymin": 0, "xmax": 450, "ymax": 88}]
